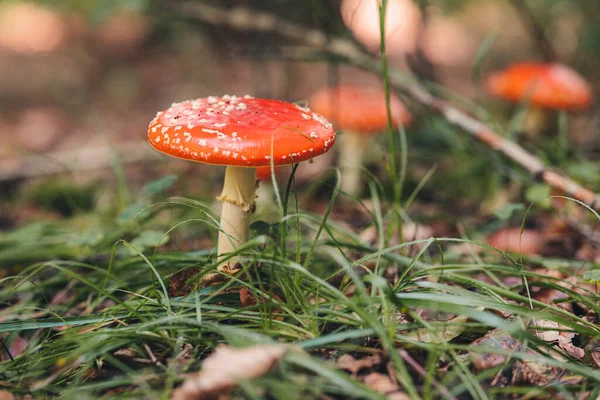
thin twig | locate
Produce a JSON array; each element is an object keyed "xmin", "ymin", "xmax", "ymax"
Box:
[
  {"xmin": 171, "ymin": 2, "xmax": 600, "ymax": 210},
  {"xmin": 508, "ymin": 0, "xmax": 557, "ymax": 62}
]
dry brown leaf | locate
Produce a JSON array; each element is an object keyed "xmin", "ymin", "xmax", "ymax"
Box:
[
  {"xmin": 470, "ymin": 329, "xmax": 522, "ymax": 370},
  {"xmin": 532, "ymin": 319, "xmax": 585, "ymax": 360},
  {"xmin": 336, "ymin": 354, "xmax": 382, "ymax": 376},
  {"xmin": 558, "ymin": 330, "xmax": 584, "ymax": 360},
  {"xmin": 586, "ymin": 338, "xmax": 600, "ymax": 368},
  {"xmin": 239, "ymin": 287, "xmax": 283, "ymax": 307},
  {"xmin": 511, "ymin": 352, "xmax": 564, "ymax": 386},
  {"xmin": 363, "ymin": 373, "xmax": 409, "ymax": 400},
  {"xmin": 168, "ymin": 268, "xmax": 200, "ymax": 297},
  {"xmin": 534, "ymin": 287, "xmax": 572, "ymax": 312},
  {"xmin": 407, "ymin": 313, "xmax": 474, "ymax": 344},
  {"xmin": 171, "ymin": 344, "xmax": 293, "ymax": 400},
  {"xmin": 0, "ymin": 390, "xmax": 15, "ymax": 400},
  {"xmin": 533, "ymin": 319, "xmax": 560, "ymax": 343}
]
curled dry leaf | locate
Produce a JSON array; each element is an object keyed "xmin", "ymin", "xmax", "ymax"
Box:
[
  {"xmin": 171, "ymin": 344, "xmax": 293, "ymax": 400},
  {"xmin": 532, "ymin": 319, "xmax": 584, "ymax": 360},
  {"xmin": 176, "ymin": 344, "xmax": 194, "ymax": 365},
  {"xmin": 558, "ymin": 330, "xmax": 584, "ymax": 360},
  {"xmin": 239, "ymin": 287, "xmax": 283, "ymax": 307},
  {"xmin": 363, "ymin": 373, "xmax": 409, "ymax": 400},
  {"xmin": 336, "ymin": 354, "xmax": 383, "ymax": 376}
]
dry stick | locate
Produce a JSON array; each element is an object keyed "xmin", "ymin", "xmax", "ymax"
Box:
[{"xmin": 174, "ymin": 2, "xmax": 600, "ymax": 211}]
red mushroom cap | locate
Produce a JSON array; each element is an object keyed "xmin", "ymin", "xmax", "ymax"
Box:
[
  {"xmin": 256, "ymin": 166, "xmax": 274, "ymax": 181},
  {"xmin": 148, "ymin": 95, "xmax": 336, "ymax": 167},
  {"xmin": 486, "ymin": 228, "xmax": 544, "ymax": 255},
  {"xmin": 309, "ymin": 85, "xmax": 412, "ymax": 134},
  {"xmin": 486, "ymin": 63, "xmax": 593, "ymax": 111}
]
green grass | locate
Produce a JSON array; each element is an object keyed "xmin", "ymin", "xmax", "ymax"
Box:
[
  {"xmin": 2, "ymin": 2, "xmax": 600, "ymax": 399},
  {"xmin": 1, "ymin": 163, "xmax": 600, "ymax": 398}
]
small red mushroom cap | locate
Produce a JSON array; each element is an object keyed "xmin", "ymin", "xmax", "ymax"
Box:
[
  {"xmin": 486, "ymin": 228, "xmax": 544, "ymax": 255},
  {"xmin": 148, "ymin": 95, "xmax": 336, "ymax": 167},
  {"xmin": 309, "ymin": 85, "xmax": 412, "ymax": 134},
  {"xmin": 486, "ymin": 63, "xmax": 593, "ymax": 111}
]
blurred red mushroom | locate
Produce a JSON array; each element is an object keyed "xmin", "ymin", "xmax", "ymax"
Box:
[
  {"xmin": 310, "ymin": 85, "xmax": 411, "ymax": 198},
  {"xmin": 0, "ymin": 3, "xmax": 66, "ymax": 54},
  {"xmin": 486, "ymin": 62, "xmax": 593, "ymax": 135},
  {"xmin": 148, "ymin": 95, "xmax": 335, "ymax": 275}
]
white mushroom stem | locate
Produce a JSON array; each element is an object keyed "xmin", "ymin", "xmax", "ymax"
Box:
[
  {"xmin": 216, "ymin": 165, "xmax": 257, "ymax": 273},
  {"xmin": 339, "ymin": 130, "xmax": 368, "ymax": 198}
]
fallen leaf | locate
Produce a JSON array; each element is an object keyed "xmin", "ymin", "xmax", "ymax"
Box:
[
  {"xmin": 336, "ymin": 354, "xmax": 382, "ymax": 376},
  {"xmin": 533, "ymin": 319, "xmax": 560, "ymax": 343},
  {"xmin": 168, "ymin": 268, "xmax": 200, "ymax": 297},
  {"xmin": 511, "ymin": 351, "xmax": 563, "ymax": 386},
  {"xmin": 0, "ymin": 390, "xmax": 15, "ymax": 400},
  {"xmin": 363, "ymin": 373, "xmax": 409, "ymax": 400},
  {"xmin": 531, "ymin": 319, "xmax": 584, "ymax": 360},
  {"xmin": 407, "ymin": 313, "xmax": 473, "ymax": 344},
  {"xmin": 586, "ymin": 338, "xmax": 600, "ymax": 368},
  {"xmin": 239, "ymin": 287, "xmax": 283, "ymax": 307},
  {"xmin": 470, "ymin": 329, "xmax": 523, "ymax": 370},
  {"xmin": 171, "ymin": 344, "xmax": 293, "ymax": 400},
  {"xmin": 534, "ymin": 287, "xmax": 572, "ymax": 312},
  {"xmin": 557, "ymin": 330, "xmax": 584, "ymax": 360}
]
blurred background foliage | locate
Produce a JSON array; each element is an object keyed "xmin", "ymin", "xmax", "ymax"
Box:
[{"xmin": 0, "ymin": 0, "xmax": 598, "ymax": 225}]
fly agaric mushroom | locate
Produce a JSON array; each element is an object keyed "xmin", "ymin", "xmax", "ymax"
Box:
[
  {"xmin": 309, "ymin": 85, "xmax": 411, "ymax": 198},
  {"xmin": 486, "ymin": 62, "xmax": 593, "ymax": 135},
  {"xmin": 148, "ymin": 95, "xmax": 335, "ymax": 275}
]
